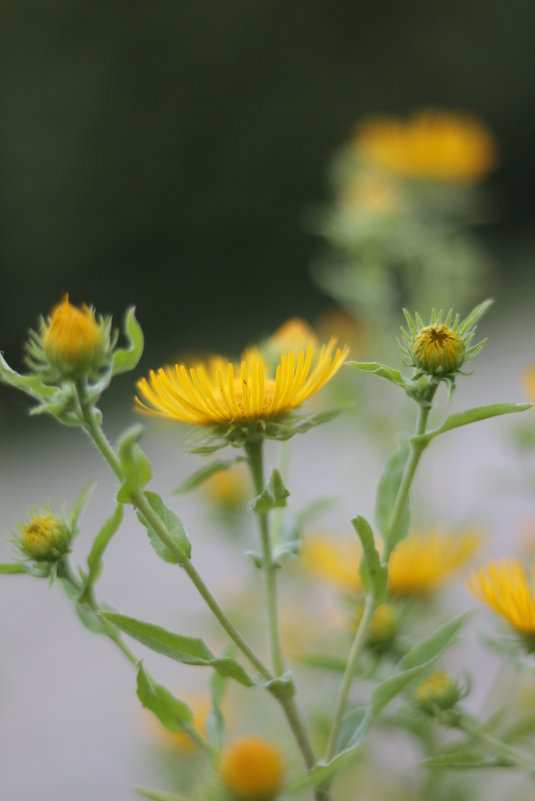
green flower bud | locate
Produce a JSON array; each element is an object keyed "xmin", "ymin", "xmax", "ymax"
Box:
[
  {"xmin": 411, "ymin": 324, "xmax": 465, "ymax": 376},
  {"xmin": 16, "ymin": 511, "xmax": 71, "ymax": 563},
  {"xmin": 414, "ymin": 671, "xmax": 461, "ymax": 713}
]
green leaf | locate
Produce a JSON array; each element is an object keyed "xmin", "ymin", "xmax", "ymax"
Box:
[
  {"xmin": 0, "ymin": 563, "xmax": 30, "ymax": 575},
  {"xmin": 76, "ymin": 603, "xmax": 112, "ymax": 635},
  {"xmin": 292, "ymin": 653, "xmax": 347, "ymax": 673},
  {"xmin": 272, "ymin": 514, "xmax": 301, "ymax": 563},
  {"xmin": 352, "ymin": 515, "xmax": 387, "ymax": 603},
  {"xmin": 136, "ymin": 789, "xmax": 193, "ymax": 801},
  {"xmin": 251, "ymin": 468, "xmax": 290, "ymax": 513},
  {"xmin": 399, "ymin": 612, "xmax": 471, "ymax": 671},
  {"xmin": 136, "ymin": 662, "xmax": 193, "ymax": 732},
  {"xmin": 206, "ymin": 648, "xmax": 231, "ymax": 750},
  {"xmin": 421, "ymin": 748, "xmax": 492, "ymax": 768},
  {"xmin": 174, "ymin": 459, "xmax": 240, "ymax": 494},
  {"xmin": 82, "ymin": 504, "xmax": 124, "ymax": 596},
  {"xmin": 117, "ymin": 425, "xmax": 152, "ymax": 502},
  {"xmin": 413, "ymin": 403, "xmax": 532, "ymax": 446},
  {"xmin": 347, "ymin": 361, "xmax": 405, "ymax": 388},
  {"xmin": 68, "ymin": 481, "xmax": 97, "ymax": 532},
  {"xmin": 375, "ymin": 442, "xmax": 410, "ymax": 546},
  {"xmin": 137, "ymin": 491, "xmax": 191, "ymax": 564},
  {"xmin": 112, "ymin": 307, "xmax": 144, "ymax": 376},
  {"xmin": 0, "ymin": 354, "xmax": 56, "ymax": 401},
  {"xmin": 101, "ymin": 612, "xmax": 254, "ymax": 686}
]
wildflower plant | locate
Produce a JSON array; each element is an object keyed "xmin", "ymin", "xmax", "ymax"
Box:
[{"xmin": 0, "ymin": 295, "xmax": 533, "ymax": 801}]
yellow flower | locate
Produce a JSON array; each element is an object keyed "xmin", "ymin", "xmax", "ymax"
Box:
[
  {"xmin": 355, "ymin": 110, "xmax": 498, "ymax": 183},
  {"xmin": 467, "ymin": 560, "xmax": 535, "ymax": 635},
  {"xmin": 302, "ymin": 529, "xmax": 481, "ymax": 597},
  {"xmin": 219, "ymin": 736, "xmax": 284, "ymax": 801},
  {"xmin": 389, "ymin": 530, "xmax": 481, "ymax": 596},
  {"xmin": 268, "ymin": 318, "xmax": 318, "ymax": 355},
  {"xmin": 523, "ymin": 368, "xmax": 535, "ymax": 407},
  {"xmin": 135, "ymin": 338, "xmax": 348, "ymax": 426},
  {"xmin": 16, "ymin": 512, "xmax": 71, "ymax": 562},
  {"xmin": 43, "ymin": 295, "xmax": 105, "ymax": 374},
  {"xmin": 411, "ymin": 324, "xmax": 465, "ymax": 376},
  {"xmin": 202, "ymin": 464, "xmax": 250, "ymax": 506}
]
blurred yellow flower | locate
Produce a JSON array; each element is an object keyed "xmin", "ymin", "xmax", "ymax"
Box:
[
  {"xmin": 467, "ymin": 560, "xmax": 535, "ymax": 635},
  {"xmin": 342, "ymin": 174, "xmax": 400, "ymax": 213},
  {"xmin": 268, "ymin": 318, "xmax": 318, "ymax": 355},
  {"xmin": 202, "ymin": 463, "xmax": 250, "ymax": 505},
  {"xmin": 219, "ymin": 735, "xmax": 284, "ymax": 800},
  {"xmin": 302, "ymin": 529, "xmax": 481, "ymax": 597},
  {"xmin": 136, "ymin": 339, "xmax": 348, "ymax": 426},
  {"xmin": 522, "ymin": 368, "xmax": 535, "ymax": 407},
  {"xmin": 355, "ymin": 110, "xmax": 498, "ymax": 183}
]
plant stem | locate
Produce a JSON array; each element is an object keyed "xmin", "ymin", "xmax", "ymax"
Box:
[
  {"xmin": 245, "ymin": 438, "xmax": 322, "ymax": 799},
  {"xmin": 383, "ymin": 384, "xmax": 437, "ymax": 560},
  {"xmin": 453, "ymin": 713, "xmax": 535, "ymax": 771},
  {"xmin": 325, "ymin": 594, "xmax": 374, "ymax": 762}
]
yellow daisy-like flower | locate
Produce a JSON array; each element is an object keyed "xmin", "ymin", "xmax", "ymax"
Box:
[
  {"xmin": 467, "ymin": 560, "xmax": 535, "ymax": 635},
  {"xmin": 135, "ymin": 338, "xmax": 348, "ymax": 426},
  {"xmin": 44, "ymin": 295, "xmax": 105, "ymax": 372},
  {"xmin": 355, "ymin": 110, "xmax": 498, "ymax": 183},
  {"xmin": 302, "ymin": 529, "xmax": 481, "ymax": 597},
  {"xmin": 219, "ymin": 735, "xmax": 284, "ymax": 801}
]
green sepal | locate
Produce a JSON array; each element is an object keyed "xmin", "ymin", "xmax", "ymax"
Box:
[
  {"xmin": 136, "ymin": 662, "xmax": 194, "ymax": 732},
  {"xmin": 375, "ymin": 442, "xmax": 410, "ymax": 547},
  {"xmin": 351, "ymin": 515, "xmax": 387, "ymax": 603},
  {"xmin": 111, "ymin": 307, "xmax": 144, "ymax": 376},
  {"xmin": 0, "ymin": 563, "xmax": 31, "ymax": 575},
  {"xmin": 346, "ymin": 361, "xmax": 406, "ymax": 389},
  {"xmin": 262, "ymin": 408, "xmax": 342, "ymax": 441},
  {"xmin": 101, "ymin": 612, "xmax": 253, "ymax": 686},
  {"xmin": 412, "ymin": 403, "xmax": 532, "ymax": 446},
  {"xmin": 117, "ymin": 425, "xmax": 152, "ymax": 502},
  {"xmin": 79, "ymin": 504, "xmax": 124, "ymax": 601},
  {"xmin": 174, "ymin": 458, "xmax": 241, "ymax": 494},
  {"xmin": 137, "ymin": 492, "xmax": 191, "ymax": 564},
  {"xmin": 251, "ymin": 468, "xmax": 289, "ymax": 514},
  {"xmin": 136, "ymin": 790, "xmax": 194, "ymax": 801}
]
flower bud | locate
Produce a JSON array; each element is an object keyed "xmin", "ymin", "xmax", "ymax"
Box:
[
  {"xmin": 16, "ymin": 512, "xmax": 71, "ymax": 563},
  {"xmin": 43, "ymin": 295, "xmax": 106, "ymax": 376},
  {"xmin": 414, "ymin": 671, "xmax": 461, "ymax": 713},
  {"xmin": 411, "ymin": 324, "xmax": 465, "ymax": 376},
  {"xmin": 219, "ymin": 736, "xmax": 284, "ymax": 800}
]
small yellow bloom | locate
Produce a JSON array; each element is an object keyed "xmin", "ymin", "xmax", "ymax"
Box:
[
  {"xmin": 411, "ymin": 324, "xmax": 465, "ymax": 376},
  {"xmin": 389, "ymin": 530, "xmax": 481, "ymax": 596},
  {"xmin": 17, "ymin": 512, "xmax": 71, "ymax": 562},
  {"xmin": 220, "ymin": 736, "xmax": 284, "ymax": 801},
  {"xmin": 355, "ymin": 110, "xmax": 498, "ymax": 183},
  {"xmin": 467, "ymin": 560, "xmax": 535, "ymax": 636},
  {"xmin": 135, "ymin": 338, "xmax": 348, "ymax": 426},
  {"xmin": 43, "ymin": 295, "xmax": 105, "ymax": 374},
  {"xmin": 268, "ymin": 318, "xmax": 318, "ymax": 355},
  {"xmin": 415, "ymin": 671, "xmax": 460, "ymax": 712},
  {"xmin": 202, "ymin": 464, "xmax": 250, "ymax": 506},
  {"xmin": 302, "ymin": 529, "xmax": 481, "ymax": 597}
]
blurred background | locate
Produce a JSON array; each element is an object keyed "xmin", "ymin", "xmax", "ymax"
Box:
[{"xmin": 1, "ymin": 3, "xmax": 535, "ymax": 800}]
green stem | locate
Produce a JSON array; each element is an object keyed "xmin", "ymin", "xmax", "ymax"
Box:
[
  {"xmin": 245, "ymin": 438, "xmax": 286, "ymax": 676},
  {"xmin": 453, "ymin": 713, "xmax": 535, "ymax": 771},
  {"xmin": 325, "ymin": 594, "xmax": 375, "ymax": 762},
  {"xmin": 246, "ymin": 438, "xmax": 322, "ymax": 799},
  {"xmin": 383, "ymin": 384, "xmax": 437, "ymax": 561}
]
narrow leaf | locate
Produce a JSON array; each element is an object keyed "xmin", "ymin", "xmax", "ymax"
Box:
[
  {"xmin": 136, "ymin": 662, "xmax": 193, "ymax": 732},
  {"xmin": 0, "ymin": 563, "xmax": 30, "ymax": 575},
  {"xmin": 352, "ymin": 515, "xmax": 387, "ymax": 602},
  {"xmin": 399, "ymin": 612, "xmax": 471, "ymax": 670},
  {"xmin": 69, "ymin": 482, "xmax": 97, "ymax": 532},
  {"xmin": 174, "ymin": 459, "xmax": 237, "ymax": 494},
  {"xmin": 84, "ymin": 504, "xmax": 124, "ymax": 592},
  {"xmin": 346, "ymin": 361, "xmax": 405, "ymax": 388},
  {"xmin": 136, "ymin": 789, "xmax": 193, "ymax": 801},
  {"xmin": 112, "ymin": 307, "xmax": 144, "ymax": 375},
  {"xmin": 117, "ymin": 425, "xmax": 152, "ymax": 502},
  {"xmin": 375, "ymin": 442, "xmax": 410, "ymax": 545},
  {"xmin": 413, "ymin": 403, "xmax": 531, "ymax": 446},
  {"xmin": 138, "ymin": 491, "xmax": 191, "ymax": 564}
]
